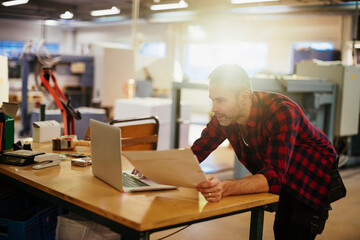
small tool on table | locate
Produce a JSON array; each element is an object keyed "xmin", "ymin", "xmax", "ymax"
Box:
[{"xmin": 33, "ymin": 153, "xmax": 61, "ymax": 170}]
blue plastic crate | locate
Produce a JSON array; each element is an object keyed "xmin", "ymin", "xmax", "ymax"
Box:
[
  {"xmin": 0, "ymin": 204, "xmax": 60, "ymax": 240},
  {"xmin": 0, "ymin": 193, "xmax": 31, "ymax": 220}
]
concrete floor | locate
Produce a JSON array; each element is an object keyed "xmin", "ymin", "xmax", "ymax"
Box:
[{"xmin": 151, "ymin": 166, "xmax": 360, "ymax": 240}]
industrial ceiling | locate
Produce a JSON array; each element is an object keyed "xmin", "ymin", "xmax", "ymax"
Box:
[{"xmin": 0, "ymin": 0, "xmax": 357, "ymax": 23}]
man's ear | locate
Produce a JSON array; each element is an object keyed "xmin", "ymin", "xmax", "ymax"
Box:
[{"xmin": 239, "ymin": 90, "xmax": 250, "ymax": 104}]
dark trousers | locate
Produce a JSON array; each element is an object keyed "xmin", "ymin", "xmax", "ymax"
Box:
[{"xmin": 273, "ymin": 190, "xmax": 329, "ymax": 240}]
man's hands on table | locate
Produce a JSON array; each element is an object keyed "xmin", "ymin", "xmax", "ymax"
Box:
[
  {"xmin": 132, "ymin": 169, "xmax": 226, "ymax": 202},
  {"xmin": 132, "ymin": 169, "xmax": 269, "ymax": 203},
  {"xmin": 196, "ymin": 175, "xmax": 225, "ymax": 202},
  {"xmin": 197, "ymin": 174, "xmax": 270, "ymax": 202}
]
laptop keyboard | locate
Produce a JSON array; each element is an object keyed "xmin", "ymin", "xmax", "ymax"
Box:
[{"xmin": 122, "ymin": 172, "xmax": 149, "ymax": 188}]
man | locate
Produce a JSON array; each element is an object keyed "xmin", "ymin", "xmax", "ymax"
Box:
[{"xmin": 192, "ymin": 63, "xmax": 337, "ymax": 240}]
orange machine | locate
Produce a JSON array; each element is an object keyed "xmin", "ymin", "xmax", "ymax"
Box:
[{"xmin": 40, "ymin": 67, "xmax": 81, "ymax": 135}]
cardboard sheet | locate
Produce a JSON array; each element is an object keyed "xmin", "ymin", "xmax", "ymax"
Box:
[{"xmin": 122, "ymin": 149, "xmax": 207, "ymax": 188}]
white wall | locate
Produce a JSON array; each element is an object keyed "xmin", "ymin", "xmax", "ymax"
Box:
[
  {"xmin": 3, "ymin": 12, "xmax": 346, "ymax": 112},
  {"xmin": 0, "ymin": 19, "xmax": 43, "ymax": 42},
  {"xmin": 0, "ymin": 13, "xmax": 353, "ymax": 114},
  {"xmin": 75, "ymin": 22, "xmax": 168, "ymax": 50},
  {"xmin": 74, "ymin": 13, "xmax": 349, "ymax": 75},
  {"xmin": 177, "ymin": 14, "xmax": 347, "ymax": 74},
  {"xmin": 1, "ymin": 13, "xmax": 350, "ymax": 74},
  {"xmin": 0, "ymin": 18, "xmax": 67, "ymax": 53},
  {"xmin": 61, "ymin": 28, "xmax": 76, "ymax": 54},
  {"xmin": 178, "ymin": 14, "xmax": 349, "ymax": 113},
  {"xmin": 0, "ymin": 56, "xmax": 9, "ymax": 104}
]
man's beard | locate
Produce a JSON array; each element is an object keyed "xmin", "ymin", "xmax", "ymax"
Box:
[{"xmin": 215, "ymin": 108, "xmax": 243, "ymax": 126}]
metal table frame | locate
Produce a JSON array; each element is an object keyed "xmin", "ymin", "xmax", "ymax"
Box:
[{"xmin": 0, "ymin": 172, "xmax": 277, "ymax": 240}]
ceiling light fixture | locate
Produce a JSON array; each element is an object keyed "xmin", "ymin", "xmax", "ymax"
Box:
[
  {"xmin": 90, "ymin": 6, "xmax": 120, "ymax": 17},
  {"xmin": 150, "ymin": 0, "xmax": 188, "ymax": 11},
  {"xmin": 2, "ymin": 0, "xmax": 29, "ymax": 7},
  {"xmin": 45, "ymin": 20, "xmax": 59, "ymax": 26},
  {"xmin": 231, "ymin": 0, "xmax": 279, "ymax": 4},
  {"xmin": 60, "ymin": 11, "xmax": 73, "ymax": 19}
]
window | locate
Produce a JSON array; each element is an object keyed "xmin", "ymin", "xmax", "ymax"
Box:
[
  {"xmin": 184, "ymin": 43, "xmax": 268, "ymax": 82},
  {"xmin": 42, "ymin": 43, "xmax": 60, "ymax": 53},
  {"xmin": 0, "ymin": 40, "xmax": 60, "ymax": 58},
  {"xmin": 293, "ymin": 42, "xmax": 334, "ymax": 51},
  {"xmin": 140, "ymin": 42, "xmax": 166, "ymax": 58},
  {"xmin": 291, "ymin": 42, "xmax": 338, "ymax": 72},
  {"xmin": 0, "ymin": 40, "xmax": 24, "ymax": 57}
]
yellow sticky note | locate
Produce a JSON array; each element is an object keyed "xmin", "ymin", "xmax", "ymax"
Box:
[{"xmin": 351, "ymin": 74, "xmax": 357, "ymax": 79}]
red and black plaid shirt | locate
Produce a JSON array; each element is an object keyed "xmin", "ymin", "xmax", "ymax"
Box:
[{"xmin": 191, "ymin": 91, "xmax": 337, "ymax": 210}]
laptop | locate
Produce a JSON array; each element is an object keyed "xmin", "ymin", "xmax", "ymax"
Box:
[{"xmin": 90, "ymin": 119, "xmax": 177, "ymax": 192}]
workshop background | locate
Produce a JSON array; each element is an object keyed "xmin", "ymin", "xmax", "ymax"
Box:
[{"xmin": 0, "ymin": 0, "xmax": 359, "ymax": 239}]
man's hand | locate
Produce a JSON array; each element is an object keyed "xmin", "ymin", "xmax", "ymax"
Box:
[
  {"xmin": 196, "ymin": 175, "xmax": 224, "ymax": 202},
  {"xmin": 131, "ymin": 168, "xmax": 144, "ymax": 178}
]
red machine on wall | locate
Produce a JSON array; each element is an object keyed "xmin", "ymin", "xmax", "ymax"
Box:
[{"xmin": 40, "ymin": 67, "xmax": 81, "ymax": 135}]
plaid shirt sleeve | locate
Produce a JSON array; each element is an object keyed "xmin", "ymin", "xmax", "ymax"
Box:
[
  {"xmin": 257, "ymin": 106, "xmax": 299, "ymax": 194},
  {"xmin": 191, "ymin": 116, "xmax": 226, "ymax": 163}
]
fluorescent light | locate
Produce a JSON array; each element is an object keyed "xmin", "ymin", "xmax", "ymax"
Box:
[
  {"xmin": 150, "ymin": 0, "xmax": 188, "ymax": 11},
  {"xmin": 2, "ymin": 0, "xmax": 28, "ymax": 7},
  {"xmin": 91, "ymin": 6, "xmax": 120, "ymax": 17},
  {"xmin": 93, "ymin": 16, "xmax": 126, "ymax": 23},
  {"xmin": 231, "ymin": 5, "xmax": 292, "ymax": 14},
  {"xmin": 60, "ymin": 11, "xmax": 73, "ymax": 19},
  {"xmin": 45, "ymin": 20, "xmax": 59, "ymax": 26},
  {"xmin": 231, "ymin": 0, "xmax": 279, "ymax": 4},
  {"xmin": 149, "ymin": 10, "xmax": 195, "ymax": 23}
]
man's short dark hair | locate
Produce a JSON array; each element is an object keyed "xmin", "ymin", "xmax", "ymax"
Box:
[{"xmin": 208, "ymin": 64, "xmax": 253, "ymax": 96}]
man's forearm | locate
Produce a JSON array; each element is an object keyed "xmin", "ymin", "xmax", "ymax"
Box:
[{"xmin": 222, "ymin": 174, "xmax": 269, "ymax": 197}]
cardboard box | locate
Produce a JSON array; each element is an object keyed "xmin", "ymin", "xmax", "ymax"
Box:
[
  {"xmin": 33, "ymin": 120, "xmax": 61, "ymax": 143},
  {"xmin": 56, "ymin": 212, "xmax": 120, "ymax": 240},
  {"xmin": 70, "ymin": 62, "xmax": 86, "ymax": 74}
]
